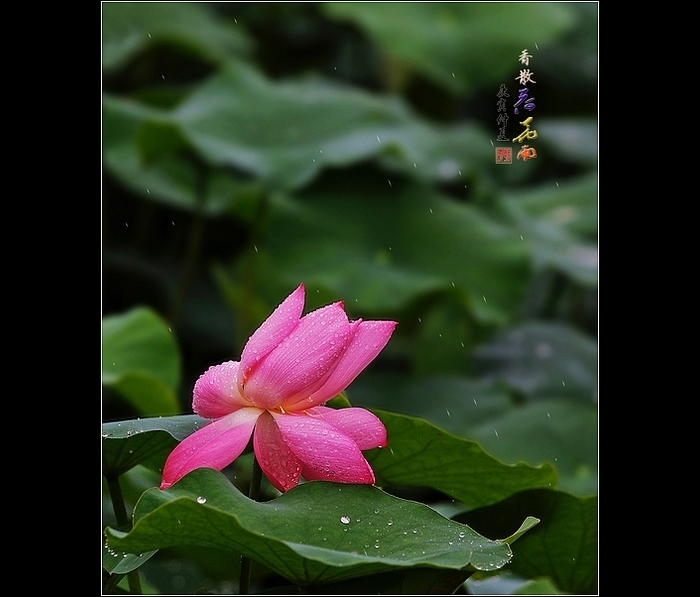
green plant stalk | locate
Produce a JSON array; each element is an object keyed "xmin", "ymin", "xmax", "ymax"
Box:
[
  {"xmin": 239, "ymin": 456, "xmax": 263, "ymax": 594},
  {"xmin": 106, "ymin": 475, "xmax": 142, "ymax": 595}
]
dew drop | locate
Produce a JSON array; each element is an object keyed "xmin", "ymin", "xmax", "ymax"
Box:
[
  {"xmin": 196, "ymin": 496, "xmax": 207, "ymax": 504},
  {"xmin": 340, "ymin": 516, "xmax": 350, "ymax": 524}
]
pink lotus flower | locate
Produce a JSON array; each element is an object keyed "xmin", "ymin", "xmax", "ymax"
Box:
[{"xmin": 160, "ymin": 284, "xmax": 397, "ymax": 493}]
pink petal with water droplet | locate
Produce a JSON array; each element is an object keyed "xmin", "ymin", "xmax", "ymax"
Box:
[
  {"xmin": 253, "ymin": 411, "xmax": 302, "ymax": 492},
  {"xmin": 239, "ymin": 285, "xmax": 305, "ymax": 383},
  {"xmin": 192, "ymin": 361, "xmax": 249, "ymax": 419},
  {"xmin": 292, "ymin": 320, "xmax": 397, "ymax": 409},
  {"xmin": 160, "ymin": 407, "xmax": 262, "ymax": 490},
  {"xmin": 271, "ymin": 412, "xmax": 375, "ymax": 487},
  {"xmin": 307, "ymin": 406, "xmax": 387, "ymax": 450},
  {"xmin": 245, "ymin": 302, "xmax": 354, "ymax": 409}
]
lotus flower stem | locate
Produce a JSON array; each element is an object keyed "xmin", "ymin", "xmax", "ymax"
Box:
[{"xmin": 106, "ymin": 475, "xmax": 142, "ymax": 594}]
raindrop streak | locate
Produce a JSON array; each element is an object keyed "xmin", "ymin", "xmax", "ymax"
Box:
[{"xmin": 340, "ymin": 516, "xmax": 350, "ymax": 525}]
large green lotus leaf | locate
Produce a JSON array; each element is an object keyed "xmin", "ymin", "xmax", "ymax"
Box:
[
  {"xmin": 102, "ymin": 95, "xmax": 264, "ymax": 218},
  {"xmin": 535, "ymin": 119, "xmax": 598, "ymax": 170},
  {"xmin": 102, "ymin": 308, "xmax": 182, "ymax": 416},
  {"xmin": 501, "ymin": 173, "xmax": 598, "ymax": 285},
  {"xmin": 457, "ymin": 489, "xmax": 597, "ymax": 594},
  {"xmin": 263, "ymin": 179, "xmax": 530, "ymax": 322},
  {"xmin": 367, "ymin": 410, "xmax": 557, "ymax": 508},
  {"xmin": 323, "ymin": 2, "xmax": 575, "ymax": 94},
  {"xmin": 102, "ymin": 1, "xmax": 251, "ymax": 72},
  {"xmin": 103, "ymin": 64, "xmax": 492, "ymax": 197},
  {"xmin": 167, "ymin": 65, "xmax": 492, "ymax": 190},
  {"xmin": 472, "ymin": 321, "xmax": 598, "ymax": 401},
  {"xmin": 506, "ymin": 169, "xmax": 598, "ymax": 240},
  {"xmin": 106, "ymin": 469, "xmax": 517, "ymax": 586},
  {"xmin": 102, "ymin": 415, "xmax": 208, "ymax": 478},
  {"xmin": 467, "ymin": 399, "xmax": 598, "ymax": 496},
  {"xmin": 350, "ymin": 375, "xmax": 595, "ymax": 495}
]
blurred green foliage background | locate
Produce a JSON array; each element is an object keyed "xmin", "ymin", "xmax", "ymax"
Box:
[{"xmin": 102, "ymin": 0, "xmax": 597, "ymax": 519}]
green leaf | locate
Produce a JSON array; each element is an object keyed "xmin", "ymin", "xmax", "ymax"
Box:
[
  {"xmin": 102, "ymin": 1, "xmax": 251, "ymax": 72},
  {"xmin": 102, "ymin": 308, "xmax": 181, "ymax": 416},
  {"xmin": 458, "ymin": 489, "xmax": 597, "ymax": 594},
  {"xmin": 473, "ymin": 321, "xmax": 598, "ymax": 401},
  {"xmin": 501, "ymin": 516, "xmax": 540, "ymax": 545},
  {"xmin": 104, "ymin": 62, "xmax": 495, "ymax": 197},
  {"xmin": 106, "ymin": 469, "xmax": 518, "ymax": 586},
  {"xmin": 367, "ymin": 410, "xmax": 557, "ymax": 508},
  {"xmin": 468, "ymin": 398, "xmax": 598, "ymax": 496},
  {"xmin": 502, "ymin": 174, "xmax": 598, "ymax": 285},
  {"xmin": 102, "ymin": 415, "xmax": 208, "ymax": 478},
  {"xmin": 263, "ymin": 179, "xmax": 530, "ymax": 323},
  {"xmin": 352, "ymin": 374, "xmax": 596, "ymax": 496},
  {"xmin": 102, "ymin": 544, "xmax": 157, "ymax": 575},
  {"xmin": 168, "ymin": 65, "xmax": 491, "ymax": 190},
  {"xmin": 323, "ymin": 2, "xmax": 575, "ymax": 94}
]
